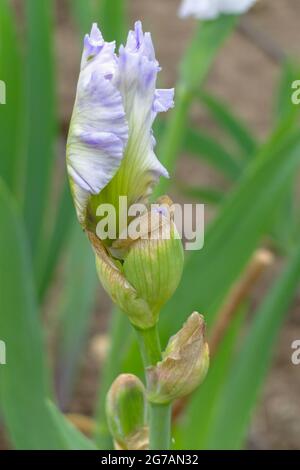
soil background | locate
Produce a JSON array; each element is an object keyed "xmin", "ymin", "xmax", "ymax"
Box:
[{"xmin": 1, "ymin": 0, "xmax": 300, "ymax": 450}]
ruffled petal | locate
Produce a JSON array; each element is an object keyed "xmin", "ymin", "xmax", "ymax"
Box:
[
  {"xmin": 95, "ymin": 22, "xmax": 171, "ymax": 220},
  {"xmin": 83, "ymin": 22, "xmax": 104, "ymax": 60},
  {"xmin": 67, "ymin": 24, "xmax": 128, "ymax": 224},
  {"xmin": 67, "ymin": 22, "xmax": 172, "ymax": 230},
  {"xmin": 153, "ymin": 89, "xmax": 175, "ymax": 113}
]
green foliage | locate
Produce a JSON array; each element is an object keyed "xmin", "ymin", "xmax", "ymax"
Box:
[
  {"xmin": 179, "ymin": 16, "xmax": 237, "ymax": 92},
  {"xmin": 0, "ymin": 182, "xmax": 94, "ymax": 449},
  {"xmin": 0, "ymin": 0, "xmax": 100, "ymax": 449},
  {"xmin": 23, "ymin": 0, "xmax": 57, "ymax": 265},
  {"xmin": 174, "ymin": 308, "xmax": 245, "ymax": 449},
  {"xmin": 156, "ymin": 15, "xmax": 238, "ymax": 194},
  {"xmin": 0, "ymin": 0, "xmax": 23, "ymax": 194},
  {"xmin": 160, "ymin": 129, "xmax": 300, "ymax": 337},
  {"xmin": 179, "ymin": 184, "xmax": 224, "ymax": 205},
  {"xmin": 0, "ymin": 0, "xmax": 299, "ymax": 451},
  {"xmin": 55, "ymin": 225, "xmax": 98, "ymax": 408},
  {"xmin": 199, "ymin": 92, "xmax": 257, "ymax": 158},
  {"xmin": 70, "ymin": 0, "xmax": 127, "ymax": 45},
  {"xmin": 183, "ymin": 127, "xmax": 241, "ymax": 180},
  {"xmin": 205, "ymin": 244, "xmax": 300, "ymax": 449},
  {"xmin": 0, "ymin": 181, "xmax": 61, "ymax": 449},
  {"xmin": 37, "ymin": 181, "xmax": 74, "ymax": 299},
  {"xmin": 70, "ymin": 0, "xmax": 95, "ymax": 38},
  {"xmin": 99, "ymin": 0, "xmax": 127, "ymax": 45}
]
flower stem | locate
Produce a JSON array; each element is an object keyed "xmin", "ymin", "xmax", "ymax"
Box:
[
  {"xmin": 149, "ymin": 402, "xmax": 172, "ymax": 450},
  {"xmin": 135, "ymin": 326, "xmax": 172, "ymax": 450},
  {"xmin": 135, "ymin": 326, "xmax": 162, "ymax": 367}
]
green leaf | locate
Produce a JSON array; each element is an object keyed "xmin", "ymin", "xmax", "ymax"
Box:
[
  {"xmin": 46, "ymin": 401, "xmax": 97, "ymax": 450},
  {"xmin": 156, "ymin": 15, "xmax": 238, "ymax": 194},
  {"xmin": 38, "ymin": 181, "xmax": 74, "ymax": 300},
  {"xmin": 99, "ymin": 0, "xmax": 127, "ymax": 45},
  {"xmin": 180, "ymin": 16, "xmax": 238, "ymax": 92},
  {"xmin": 23, "ymin": 0, "xmax": 56, "ymax": 263},
  {"xmin": 55, "ymin": 225, "xmax": 98, "ymax": 409},
  {"xmin": 179, "ymin": 184, "xmax": 224, "ymax": 205},
  {"xmin": 0, "ymin": 181, "xmax": 64, "ymax": 449},
  {"xmin": 206, "ymin": 243, "xmax": 300, "ymax": 449},
  {"xmin": 199, "ymin": 92, "xmax": 257, "ymax": 158},
  {"xmin": 183, "ymin": 127, "xmax": 241, "ymax": 179},
  {"xmin": 269, "ymin": 61, "xmax": 300, "ymax": 252},
  {"xmin": 275, "ymin": 60, "xmax": 300, "ymax": 123},
  {"xmin": 160, "ymin": 129, "xmax": 300, "ymax": 340},
  {"xmin": 0, "ymin": 0, "xmax": 23, "ymax": 193},
  {"xmin": 69, "ymin": 0, "xmax": 95, "ymax": 38}
]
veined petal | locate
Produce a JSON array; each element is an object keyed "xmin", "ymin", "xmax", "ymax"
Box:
[
  {"xmin": 67, "ymin": 24, "xmax": 128, "ymax": 225},
  {"xmin": 153, "ymin": 89, "xmax": 175, "ymax": 113},
  {"xmin": 67, "ymin": 22, "xmax": 172, "ymax": 230},
  {"xmin": 83, "ymin": 22, "xmax": 104, "ymax": 60},
  {"xmin": 93, "ymin": 22, "xmax": 172, "ymax": 228}
]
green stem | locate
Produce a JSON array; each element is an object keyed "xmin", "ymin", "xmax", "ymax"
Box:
[
  {"xmin": 135, "ymin": 326, "xmax": 172, "ymax": 450},
  {"xmin": 149, "ymin": 403, "xmax": 172, "ymax": 450},
  {"xmin": 135, "ymin": 326, "xmax": 162, "ymax": 368}
]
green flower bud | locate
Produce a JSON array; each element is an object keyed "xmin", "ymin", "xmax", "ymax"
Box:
[
  {"xmin": 122, "ymin": 208, "xmax": 184, "ymax": 327},
  {"xmin": 106, "ymin": 374, "xmax": 148, "ymax": 450},
  {"xmin": 89, "ymin": 199, "xmax": 184, "ymax": 330},
  {"xmin": 147, "ymin": 312, "xmax": 209, "ymax": 404},
  {"xmin": 89, "ymin": 231, "xmax": 156, "ymax": 329}
]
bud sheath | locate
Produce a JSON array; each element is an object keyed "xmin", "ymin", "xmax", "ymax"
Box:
[{"xmin": 147, "ymin": 312, "xmax": 209, "ymax": 404}]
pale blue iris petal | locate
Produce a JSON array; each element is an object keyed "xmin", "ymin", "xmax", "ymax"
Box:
[
  {"xmin": 67, "ymin": 25, "xmax": 128, "ymax": 223},
  {"xmin": 83, "ymin": 22, "xmax": 104, "ymax": 60},
  {"xmin": 153, "ymin": 89, "xmax": 175, "ymax": 113},
  {"xmin": 67, "ymin": 75, "xmax": 128, "ymax": 193},
  {"xmin": 117, "ymin": 21, "xmax": 169, "ymax": 187},
  {"xmin": 67, "ymin": 22, "xmax": 173, "ymax": 226}
]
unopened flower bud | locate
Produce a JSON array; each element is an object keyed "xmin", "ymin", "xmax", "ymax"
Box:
[
  {"xmin": 106, "ymin": 374, "xmax": 148, "ymax": 450},
  {"xmin": 121, "ymin": 205, "xmax": 184, "ymax": 327},
  {"xmin": 90, "ymin": 231, "xmax": 155, "ymax": 329},
  {"xmin": 147, "ymin": 312, "xmax": 209, "ymax": 404},
  {"xmin": 89, "ymin": 200, "xmax": 184, "ymax": 330}
]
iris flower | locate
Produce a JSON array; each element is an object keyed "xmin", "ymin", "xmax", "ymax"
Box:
[
  {"xmin": 66, "ymin": 22, "xmax": 183, "ymax": 330},
  {"xmin": 67, "ymin": 21, "xmax": 174, "ymax": 231},
  {"xmin": 179, "ymin": 0, "xmax": 256, "ymax": 20}
]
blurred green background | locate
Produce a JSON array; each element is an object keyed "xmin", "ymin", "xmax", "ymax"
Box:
[{"xmin": 0, "ymin": 0, "xmax": 300, "ymax": 450}]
